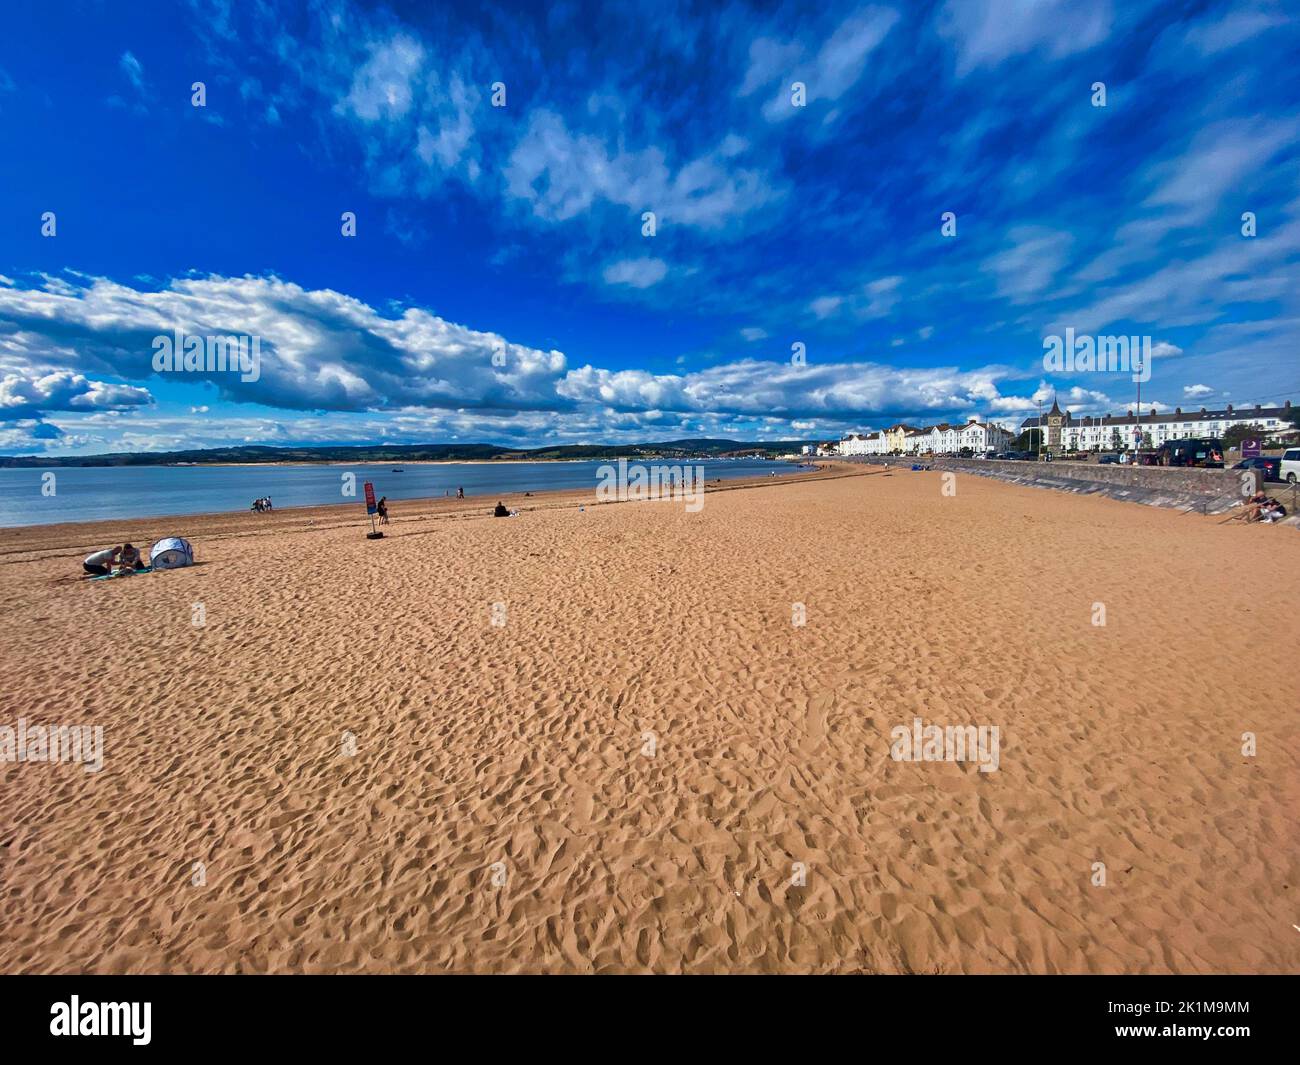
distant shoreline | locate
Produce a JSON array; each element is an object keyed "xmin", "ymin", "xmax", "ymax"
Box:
[
  {"xmin": 0, "ymin": 463, "xmax": 843, "ymax": 543},
  {"xmin": 2, "ymin": 456, "xmax": 801, "ymax": 469},
  {"xmin": 0, "ymin": 461, "xmax": 830, "ymax": 534},
  {"xmin": 0, "ymin": 439, "xmax": 816, "ymax": 469}
]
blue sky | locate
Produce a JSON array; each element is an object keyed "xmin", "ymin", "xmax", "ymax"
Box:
[{"xmin": 1, "ymin": 0, "xmax": 1298, "ymax": 454}]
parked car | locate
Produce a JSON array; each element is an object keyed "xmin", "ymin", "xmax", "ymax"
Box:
[
  {"xmin": 1155, "ymin": 438, "xmax": 1224, "ymax": 468},
  {"xmin": 1098, "ymin": 453, "xmax": 1120, "ymax": 465},
  {"xmin": 1281, "ymin": 447, "xmax": 1300, "ymax": 484},
  {"xmin": 1231, "ymin": 456, "xmax": 1282, "ymax": 482}
]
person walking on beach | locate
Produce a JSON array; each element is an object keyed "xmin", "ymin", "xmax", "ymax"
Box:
[
  {"xmin": 457, "ymin": 486, "xmax": 465, "ymax": 499},
  {"xmin": 377, "ymin": 496, "xmax": 389, "ymax": 524}
]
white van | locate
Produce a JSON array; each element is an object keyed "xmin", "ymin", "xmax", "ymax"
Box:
[{"xmin": 1281, "ymin": 447, "xmax": 1300, "ymax": 484}]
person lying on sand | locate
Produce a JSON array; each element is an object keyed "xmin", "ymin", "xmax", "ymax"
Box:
[{"xmin": 83, "ymin": 546, "xmax": 121, "ymax": 576}]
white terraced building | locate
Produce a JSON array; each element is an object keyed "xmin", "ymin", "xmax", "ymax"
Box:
[
  {"xmin": 840, "ymin": 417, "xmax": 1012, "ymax": 456},
  {"xmin": 838, "ymin": 431, "xmax": 885, "ymax": 455},
  {"xmin": 1020, "ymin": 400, "xmax": 1296, "ymax": 454}
]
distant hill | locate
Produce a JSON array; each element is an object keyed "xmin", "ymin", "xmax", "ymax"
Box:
[{"xmin": 0, "ymin": 439, "xmax": 818, "ymax": 467}]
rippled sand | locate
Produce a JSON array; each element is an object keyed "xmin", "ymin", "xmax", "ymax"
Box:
[{"xmin": 1, "ymin": 466, "xmax": 1296, "ymax": 973}]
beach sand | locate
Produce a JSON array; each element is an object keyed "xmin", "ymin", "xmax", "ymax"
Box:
[{"xmin": 1, "ymin": 466, "xmax": 1297, "ymax": 974}]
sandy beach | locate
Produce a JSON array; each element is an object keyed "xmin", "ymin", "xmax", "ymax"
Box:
[{"xmin": 1, "ymin": 466, "xmax": 1297, "ymax": 974}]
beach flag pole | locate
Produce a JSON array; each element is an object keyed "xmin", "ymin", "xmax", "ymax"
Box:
[{"xmin": 363, "ymin": 481, "xmax": 383, "ymax": 539}]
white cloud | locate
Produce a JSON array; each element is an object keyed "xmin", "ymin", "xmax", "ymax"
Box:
[
  {"xmin": 0, "ymin": 274, "xmax": 568, "ymax": 415},
  {"xmin": 505, "ymin": 109, "xmax": 776, "ymax": 229},
  {"xmin": 809, "ymin": 276, "xmax": 903, "ymax": 321},
  {"xmin": 739, "ymin": 38, "xmax": 803, "ymax": 97},
  {"xmin": 756, "ymin": 9, "xmax": 900, "ymax": 121},
  {"xmin": 557, "ymin": 357, "xmax": 1032, "ymax": 420},
  {"xmin": 1144, "ymin": 118, "xmax": 1298, "ymax": 222},
  {"xmin": 336, "ymin": 34, "xmax": 425, "ymax": 122},
  {"xmin": 1182, "ymin": 8, "xmax": 1289, "ymax": 54},
  {"xmin": 809, "ymin": 295, "xmax": 844, "ymax": 319},
  {"xmin": 937, "ymin": 0, "xmax": 1113, "ymax": 76},
  {"xmin": 602, "ymin": 258, "xmax": 668, "ymax": 289},
  {"xmin": 988, "ymin": 227, "xmax": 1073, "ymax": 303},
  {"xmin": 1, "ymin": 370, "xmax": 153, "ymax": 420},
  {"xmin": 119, "ymin": 51, "xmax": 147, "ymax": 95}
]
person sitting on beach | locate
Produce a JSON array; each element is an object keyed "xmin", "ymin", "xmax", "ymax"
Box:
[
  {"xmin": 116, "ymin": 542, "xmax": 147, "ymax": 573},
  {"xmin": 1232, "ymin": 491, "xmax": 1268, "ymax": 522},
  {"xmin": 1238, "ymin": 493, "xmax": 1283, "ymax": 523},
  {"xmin": 493, "ymin": 501, "xmax": 509, "ymax": 518},
  {"xmin": 1259, "ymin": 500, "xmax": 1287, "ymax": 523},
  {"xmin": 83, "ymin": 545, "xmax": 121, "ymax": 576}
]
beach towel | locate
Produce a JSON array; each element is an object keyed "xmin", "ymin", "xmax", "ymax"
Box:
[{"xmin": 89, "ymin": 566, "xmax": 154, "ymax": 581}]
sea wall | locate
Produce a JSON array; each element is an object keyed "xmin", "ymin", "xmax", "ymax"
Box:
[{"xmin": 839, "ymin": 455, "xmax": 1263, "ymax": 514}]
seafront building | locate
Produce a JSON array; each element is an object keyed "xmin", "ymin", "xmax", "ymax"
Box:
[
  {"xmin": 837, "ymin": 400, "xmax": 1295, "ymax": 458},
  {"xmin": 1020, "ymin": 399, "xmax": 1295, "ymax": 455},
  {"xmin": 838, "ymin": 417, "xmax": 1012, "ymax": 456}
]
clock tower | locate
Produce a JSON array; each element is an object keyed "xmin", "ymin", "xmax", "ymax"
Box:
[{"xmin": 1045, "ymin": 396, "xmax": 1064, "ymax": 455}]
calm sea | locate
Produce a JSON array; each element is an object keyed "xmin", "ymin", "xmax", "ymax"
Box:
[{"xmin": 0, "ymin": 459, "xmax": 808, "ymax": 528}]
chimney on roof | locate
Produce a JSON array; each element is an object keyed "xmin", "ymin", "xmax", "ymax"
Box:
[
  {"xmin": 1127, "ymin": 409, "xmax": 1133, "ymax": 417},
  {"xmin": 1200, "ymin": 407, "xmax": 1207, "ymax": 413},
  {"xmin": 1227, "ymin": 404, "xmax": 1233, "ymax": 413},
  {"xmin": 1286, "ymin": 400, "xmax": 1293, "ymax": 409},
  {"xmin": 1255, "ymin": 403, "xmax": 1262, "ymax": 411},
  {"xmin": 1175, "ymin": 407, "xmax": 1182, "ymax": 415}
]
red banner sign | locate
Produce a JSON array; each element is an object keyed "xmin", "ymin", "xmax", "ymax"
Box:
[{"xmin": 363, "ymin": 481, "xmax": 376, "ymax": 514}]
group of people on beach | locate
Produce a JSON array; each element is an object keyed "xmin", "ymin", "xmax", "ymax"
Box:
[
  {"xmin": 250, "ymin": 496, "xmax": 274, "ymax": 513},
  {"xmin": 1236, "ymin": 491, "xmax": 1289, "ymax": 523},
  {"xmin": 83, "ymin": 543, "xmax": 148, "ymax": 576}
]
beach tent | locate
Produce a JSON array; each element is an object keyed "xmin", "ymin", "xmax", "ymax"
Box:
[{"xmin": 149, "ymin": 537, "xmax": 194, "ymax": 570}]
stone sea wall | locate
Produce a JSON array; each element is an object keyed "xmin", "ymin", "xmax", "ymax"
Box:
[{"xmin": 838, "ymin": 455, "xmax": 1265, "ymax": 514}]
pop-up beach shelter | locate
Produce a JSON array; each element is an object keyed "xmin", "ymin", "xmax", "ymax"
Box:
[{"xmin": 149, "ymin": 537, "xmax": 194, "ymax": 570}]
